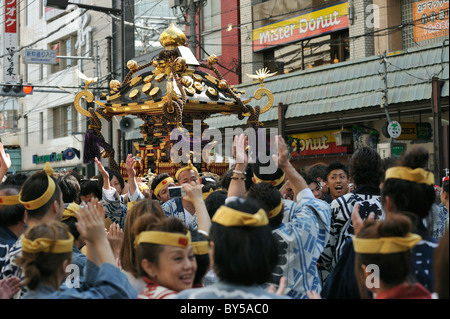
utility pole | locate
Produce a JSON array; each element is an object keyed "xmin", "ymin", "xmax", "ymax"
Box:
[
  {"xmin": 380, "ymin": 51, "xmax": 391, "ymax": 124},
  {"xmin": 187, "ymin": 0, "xmax": 198, "ymax": 55},
  {"xmin": 106, "ymin": 36, "xmax": 114, "ymax": 149},
  {"xmin": 432, "ymin": 76, "xmax": 444, "ymax": 184},
  {"xmin": 277, "ymin": 102, "xmax": 286, "ymax": 140},
  {"xmin": 170, "ymin": 0, "xmax": 200, "ymax": 57}
]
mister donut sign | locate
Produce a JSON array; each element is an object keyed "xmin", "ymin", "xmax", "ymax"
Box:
[{"xmin": 252, "ymin": 2, "xmax": 349, "ymax": 52}]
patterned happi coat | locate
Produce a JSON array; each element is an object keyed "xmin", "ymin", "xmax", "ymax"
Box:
[
  {"xmin": 318, "ymin": 185, "xmax": 383, "ymax": 282},
  {"xmin": 265, "ymin": 189, "xmax": 331, "ymax": 299}
]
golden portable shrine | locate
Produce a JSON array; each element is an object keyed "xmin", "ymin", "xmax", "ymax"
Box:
[{"xmin": 74, "ymin": 23, "xmax": 276, "ymax": 179}]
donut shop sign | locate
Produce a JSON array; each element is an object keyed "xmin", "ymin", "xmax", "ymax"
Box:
[{"xmin": 252, "ymin": 1, "xmax": 349, "ymax": 52}]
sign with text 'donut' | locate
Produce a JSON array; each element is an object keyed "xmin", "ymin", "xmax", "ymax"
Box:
[{"xmin": 252, "ymin": 1, "xmax": 349, "ymax": 52}]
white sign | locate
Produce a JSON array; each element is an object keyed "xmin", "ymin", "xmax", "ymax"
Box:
[
  {"xmin": 23, "ymin": 49, "xmax": 57, "ymax": 64},
  {"xmin": 387, "ymin": 121, "xmax": 402, "ymax": 139},
  {"xmin": 3, "ymin": 0, "xmax": 19, "ymax": 82},
  {"xmin": 75, "ymin": 13, "xmax": 92, "ymax": 56}
]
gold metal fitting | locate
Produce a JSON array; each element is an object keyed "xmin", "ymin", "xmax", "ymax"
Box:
[
  {"xmin": 127, "ymin": 60, "xmax": 138, "ymax": 71},
  {"xmin": 193, "ymin": 74, "xmax": 203, "ymax": 82},
  {"xmin": 129, "ymin": 89, "xmax": 140, "ymax": 99},
  {"xmin": 155, "ymin": 73, "xmax": 166, "ymax": 82},
  {"xmin": 185, "ymin": 87, "xmax": 195, "ymax": 96},
  {"xmin": 194, "ymin": 82, "xmax": 203, "ymax": 93},
  {"xmin": 144, "ymin": 74, "xmax": 155, "ymax": 83},
  {"xmin": 142, "ymin": 83, "xmax": 153, "ymax": 94},
  {"xmin": 206, "ymin": 87, "xmax": 218, "ymax": 99},
  {"xmin": 150, "ymin": 87, "xmax": 161, "ymax": 99},
  {"xmin": 110, "ymin": 79, "xmax": 121, "ymax": 89},
  {"xmin": 218, "ymin": 79, "xmax": 228, "ymax": 91}
]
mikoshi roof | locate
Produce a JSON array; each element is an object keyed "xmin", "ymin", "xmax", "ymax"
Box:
[{"xmin": 75, "ymin": 23, "xmax": 275, "ymax": 126}]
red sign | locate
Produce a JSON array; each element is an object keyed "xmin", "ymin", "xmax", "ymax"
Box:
[
  {"xmin": 4, "ymin": 0, "xmax": 17, "ymax": 33},
  {"xmin": 252, "ymin": 2, "xmax": 349, "ymax": 52},
  {"xmin": 288, "ymin": 129, "xmax": 351, "ymax": 157},
  {"xmin": 3, "ymin": 0, "xmax": 19, "ymax": 82}
]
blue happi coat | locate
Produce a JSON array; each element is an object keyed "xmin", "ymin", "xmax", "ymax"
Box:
[{"xmin": 265, "ymin": 189, "xmax": 331, "ymax": 299}]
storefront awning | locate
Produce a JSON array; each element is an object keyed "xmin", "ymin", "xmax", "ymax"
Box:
[{"xmin": 205, "ymin": 41, "xmax": 449, "ymax": 129}]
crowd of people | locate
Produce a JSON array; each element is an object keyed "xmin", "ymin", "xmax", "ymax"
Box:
[{"xmin": 0, "ymin": 137, "xmax": 448, "ymax": 300}]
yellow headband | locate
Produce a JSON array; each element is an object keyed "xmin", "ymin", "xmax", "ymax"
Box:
[
  {"xmin": 21, "ymin": 233, "xmax": 74, "ymax": 254},
  {"xmin": 0, "ymin": 194, "xmax": 21, "ymax": 206},
  {"xmin": 175, "ymin": 161, "xmax": 198, "ymax": 180},
  {"xmin": 127, "ymin": 201, "xmax": 137, "ymax": 211},
  {"xmin": 134, "ymin": 230, "xmax": 191, "ymax": 249},
  {"xmin": 268, "ymin": 200, "xmax": 283, "ymax": 219},
  {"xmin": 139, "ymin": 184, "xmax": 149, "ymax": 193},
  {"xmin": 191, "ymin": 241, "xmax": 210, "ymax": 255},
  {"xmin": 253, "ymin": 172, "xmax": 286, "ymax": 187},
  {"xmin": 212, "ymin": 205, "xmax": 269, "ymax": 227},
  {"xmin": 62, "ymin": 202, "xmax": 80, "ymax": 221},
  {"xmin": 19, "ymin": 162, "xmax": 56, "ymax": 210},
  {"xmin": 385, "ymin": 167, "xmax": 434, "ymax": 185},
  {"xmin": 154, "ymin": 177, "xmax": 175, "ymax": 197},
  {"xmin": 353, "ymin": 233, "xmax": 422, "ymax": 254},
  {"xmin": 202, "ymin": 188, "xmax": 222, "ymax": 200}
]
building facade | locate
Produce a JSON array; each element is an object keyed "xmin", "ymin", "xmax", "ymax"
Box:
[
  {"xmin": 1, "ymin": 0, "xmax": 139, "ymax": 177},
  {"xmin": 204, "ymin": 0, "xmax": 449, "ymax": 183}
]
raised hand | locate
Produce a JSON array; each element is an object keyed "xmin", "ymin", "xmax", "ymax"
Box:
[
  {"xmin": 0, "ymin": 143, "xmax": 11, "ymax": 179},
  {"xmin": 106, "ymin": 222, "xmax": 123, "ymax": 260},
  {"xmin": 182, "ymin": 181, "xmax": 212, "ymax": 234},
  {"xmin": 0, "ymin": 277, "xmax": 21, "ymax": 299},
  {"xmin": 181, "ymin": 181, "xmax": 202, "ymax": 203},
  {"xmin": 95, "ymin": 157, "xmax": 110, "ymax": 190},
  {"xmin": 125, "ymin": 154, "xmax": 136, "ymax": 178},
  {"xmin": 75, "ymin": 199, "xmax": 106, "ymax": 244},
  {"xmin": 272, "ymin": 135, "xmax": 290, "ymax": 169},
  {"xmin": 352, "ymin": 203, "xmax": 376, "ymax": 236},
  {"xmin": 75, "ymin": 198, "xmax": 116, "ymax": 266},
  {"xmin": 267, "ymin": 276, "xmax": 287, "ymax": 296},
  {"xmin": 306, "ymin": 290, "xmax": 322, "ymax": 299},
  {"xmin": 233, "ymin": 134, "xmax": 249, "ymax": 166}
]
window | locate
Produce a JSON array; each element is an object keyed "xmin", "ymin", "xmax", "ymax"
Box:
[
  {"xmin": 70, "ymin": 104, "xmax": 79, "ymax": 134},
  {"xmin": 25, "ymin": 0, "xmax": 29, "ymax": 26},
  {"xmin": 40, "ymin": 0, "xmax": 44, "ymax": 19},
  {"xmin": 24, "ymin": 115, "xmax": 28, "ymax": 146},
  {"xmin": 49, "ymin": 35, "xmax": 77, "ymax": 74},
  {"xmin": 53, "ymin": 105, "xmax": 69, "ymax": 138},
  {"xmin": 201, "ymin": 0, "xmax": 222, "ymax": 59},
  {"xmin": 39, "ymin": 112, "xmax": 43, "ymax": 144}
]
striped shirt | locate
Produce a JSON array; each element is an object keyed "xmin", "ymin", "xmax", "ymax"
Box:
[
  {"xmin": 319, "ymin": 186, "xmax": 383, "ymax": 282},
  {"xmin": 161, "ymin": 198, "xmax": 198, "ymax": 231}
]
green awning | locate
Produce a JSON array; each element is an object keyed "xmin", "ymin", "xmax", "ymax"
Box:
[{"xmin": 205, "ymin": 41, "xmax": 449, "ymax": 129}]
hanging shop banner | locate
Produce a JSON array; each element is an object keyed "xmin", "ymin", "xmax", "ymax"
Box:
[
  {"xmin": 3, "ymin": 0, "xmax": 19, "ymax": 82},
  {"xmin": 396, "ymin": 122, "xmax": 433, "ymax": 140},
  {"xmin": 413, "ymin": 0, "xmax": 449, "ymax": 43},
  {"xmin": 287, "ymin": 129, "xmax": 351, "ymax": 157},
  {"xmin": 32, "ymin": 148, "xmax": 80, "ymax": 164},
  {"xmin": 396, "ymin": 122, "xmax": 417, "ymax": 139},
  {"xmin": 252, "ymin": 1, "xmax": 349, "ymax": 52}
]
